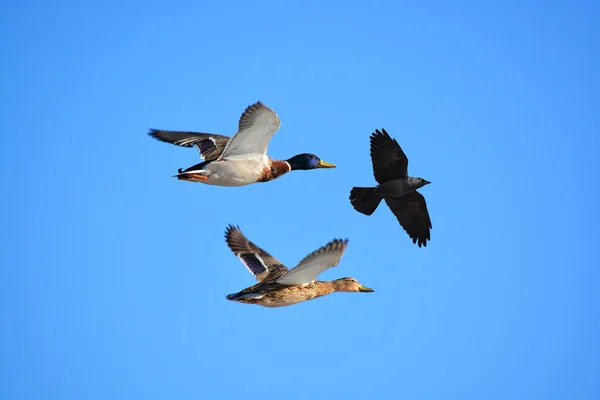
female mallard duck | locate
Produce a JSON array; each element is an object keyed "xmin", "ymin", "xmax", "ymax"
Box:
[
  {"xmin": 148, "ymin": 101, "xmax": 336, "ymax": 186},
  {"xmin": 224, "ymin": 225, "xmax": 373, "ymax": 308}
]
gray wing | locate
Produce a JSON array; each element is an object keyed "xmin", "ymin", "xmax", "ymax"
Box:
[
  {"xmin": 276, "ymin": 239, "xmax": 348, "ymax": 285},
  {"xmin": 370, "ymin": 129, "xmax": 409, "ymax": 183},
  {"xmin": 385, "ymin": 191, "xmax": 432, "ymax": 247},
  {"xmin": 219, "ymin": 102, "xmax": 281, "ymax": 159},
  {"xmin": 148, "ymin": 129, "xmax": 231, "ymax": 161},
  {"xmin": 225, "ymin": 225, "xmax": 288, "ymax": 282}
]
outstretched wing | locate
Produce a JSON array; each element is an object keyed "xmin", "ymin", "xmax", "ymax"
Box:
[
  {"xmin": 219, "ymin": 102, "xmax": 281, "ymax": 159},
  {"xmin": 385, "ymin": 191, "xmax": 432, "ymax": 247},
  {"xmin": 276, "ymin": 239, "xmax": 348, "ymax": 285},
  {"xmin": 370, "ymin": 128, "xmax": 409, "ymax": 183},
  {"xmin": 148, "ymin": 129, "xmax": 230, "ymax": 161},
  {"xmin": 225, "ymin": 225, "xmax": 288, "ymax": 282}
]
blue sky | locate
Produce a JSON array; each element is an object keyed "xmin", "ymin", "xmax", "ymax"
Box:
[{"xmin": 1, "ymin": 0, "xmax": 598, "ymax": 398}]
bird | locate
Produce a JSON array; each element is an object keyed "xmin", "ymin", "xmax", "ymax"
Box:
[
  {"xmin": 148, "ymin": 101, "xmax": 336, "ymax": 186},
  {"xmin": 223, "ymin": 225, "xmax": 374, "ymax": 308},
  {"xmin": 349, "ymin": 128, "xmax": 432, "ymax": 247}
]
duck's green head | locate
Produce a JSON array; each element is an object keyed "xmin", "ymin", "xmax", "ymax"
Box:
[{"xmin": 286, "ymin": 153, "xmax": 336, "ymax": 171}]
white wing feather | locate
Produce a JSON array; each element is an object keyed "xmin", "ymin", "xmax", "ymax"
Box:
[
  {"xmin": 219, "ymin": 101, "xmax": 281, "ymax": 160},
  {"xmin": 276, "ymin": 239, "xmax": 348, "ymax": 285}
]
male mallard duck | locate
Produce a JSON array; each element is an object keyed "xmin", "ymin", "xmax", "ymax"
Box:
[
  {"xmin": 349, "ymin": 129, "xmax": 432, "ymax": 247},
  {"xmin": 224, "ymin": 225, "xmax": 374, "ymax": 308},
  {"xmin": 148, "ymin": 101, "xmax": 336, "ymax": 186}
]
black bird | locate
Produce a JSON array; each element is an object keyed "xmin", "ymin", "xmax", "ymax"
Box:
[{"xmin": 350, "ymin": 129, "xmax": 432, "ymax": 247}]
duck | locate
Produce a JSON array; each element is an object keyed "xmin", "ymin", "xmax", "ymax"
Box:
[
  {"xmin": 148, "ymin": 101, "xmax": 336, "ymax": 186},
  {"xmin": 349, "ymin": 128, "xmax": 432, "ymax": 247},
  {"xmin": 224, "ymin": 225, "xmax": 374, "ymax": 308}
]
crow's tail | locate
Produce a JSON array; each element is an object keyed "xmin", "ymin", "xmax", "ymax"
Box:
[{"xmin": 349, "ymin": 186, "xmax": 382, "ymax": 216}]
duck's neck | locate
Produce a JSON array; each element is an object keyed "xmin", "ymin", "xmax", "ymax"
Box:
[
  {"xmin": 313, "ymin": 281, "xmax": 337, "ymax": 296},
  {"xmin": 257, "ymin": 159, "xmax": 292, "ymax": 182}
]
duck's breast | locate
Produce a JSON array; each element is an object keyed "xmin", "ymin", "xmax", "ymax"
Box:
[{"xmin": 203, "ymin": 156, "xmax": 267, "ymax": 186}]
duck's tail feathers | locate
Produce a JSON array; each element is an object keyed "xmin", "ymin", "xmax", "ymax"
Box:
[
  {"xmin": 226, "ymin": 292, "xmax": 263, "ymax": 301},
  {"xmin": 173, "ymin": 172, "xmax": 208, "ymax": 182},
  {"xmin": 349, "ymin": 186, "xmax": 382, "ymax": 215},
  {"xmin": 173, "ymin": 161, "xmax": 210, "ymax": 182}
]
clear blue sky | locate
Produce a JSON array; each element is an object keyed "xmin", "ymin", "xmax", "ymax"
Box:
[{"xmin": 1, "ymin": 1, "xmax": 598, "ymax": 399}]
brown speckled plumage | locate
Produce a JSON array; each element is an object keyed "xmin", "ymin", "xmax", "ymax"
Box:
[
  {"xmin": 227, "ymin": 281, "xmax": 336, "ymax": 307},
  {"xmin": 224, "ymin": 225, "xmax": 374, "ymax": 308}
]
